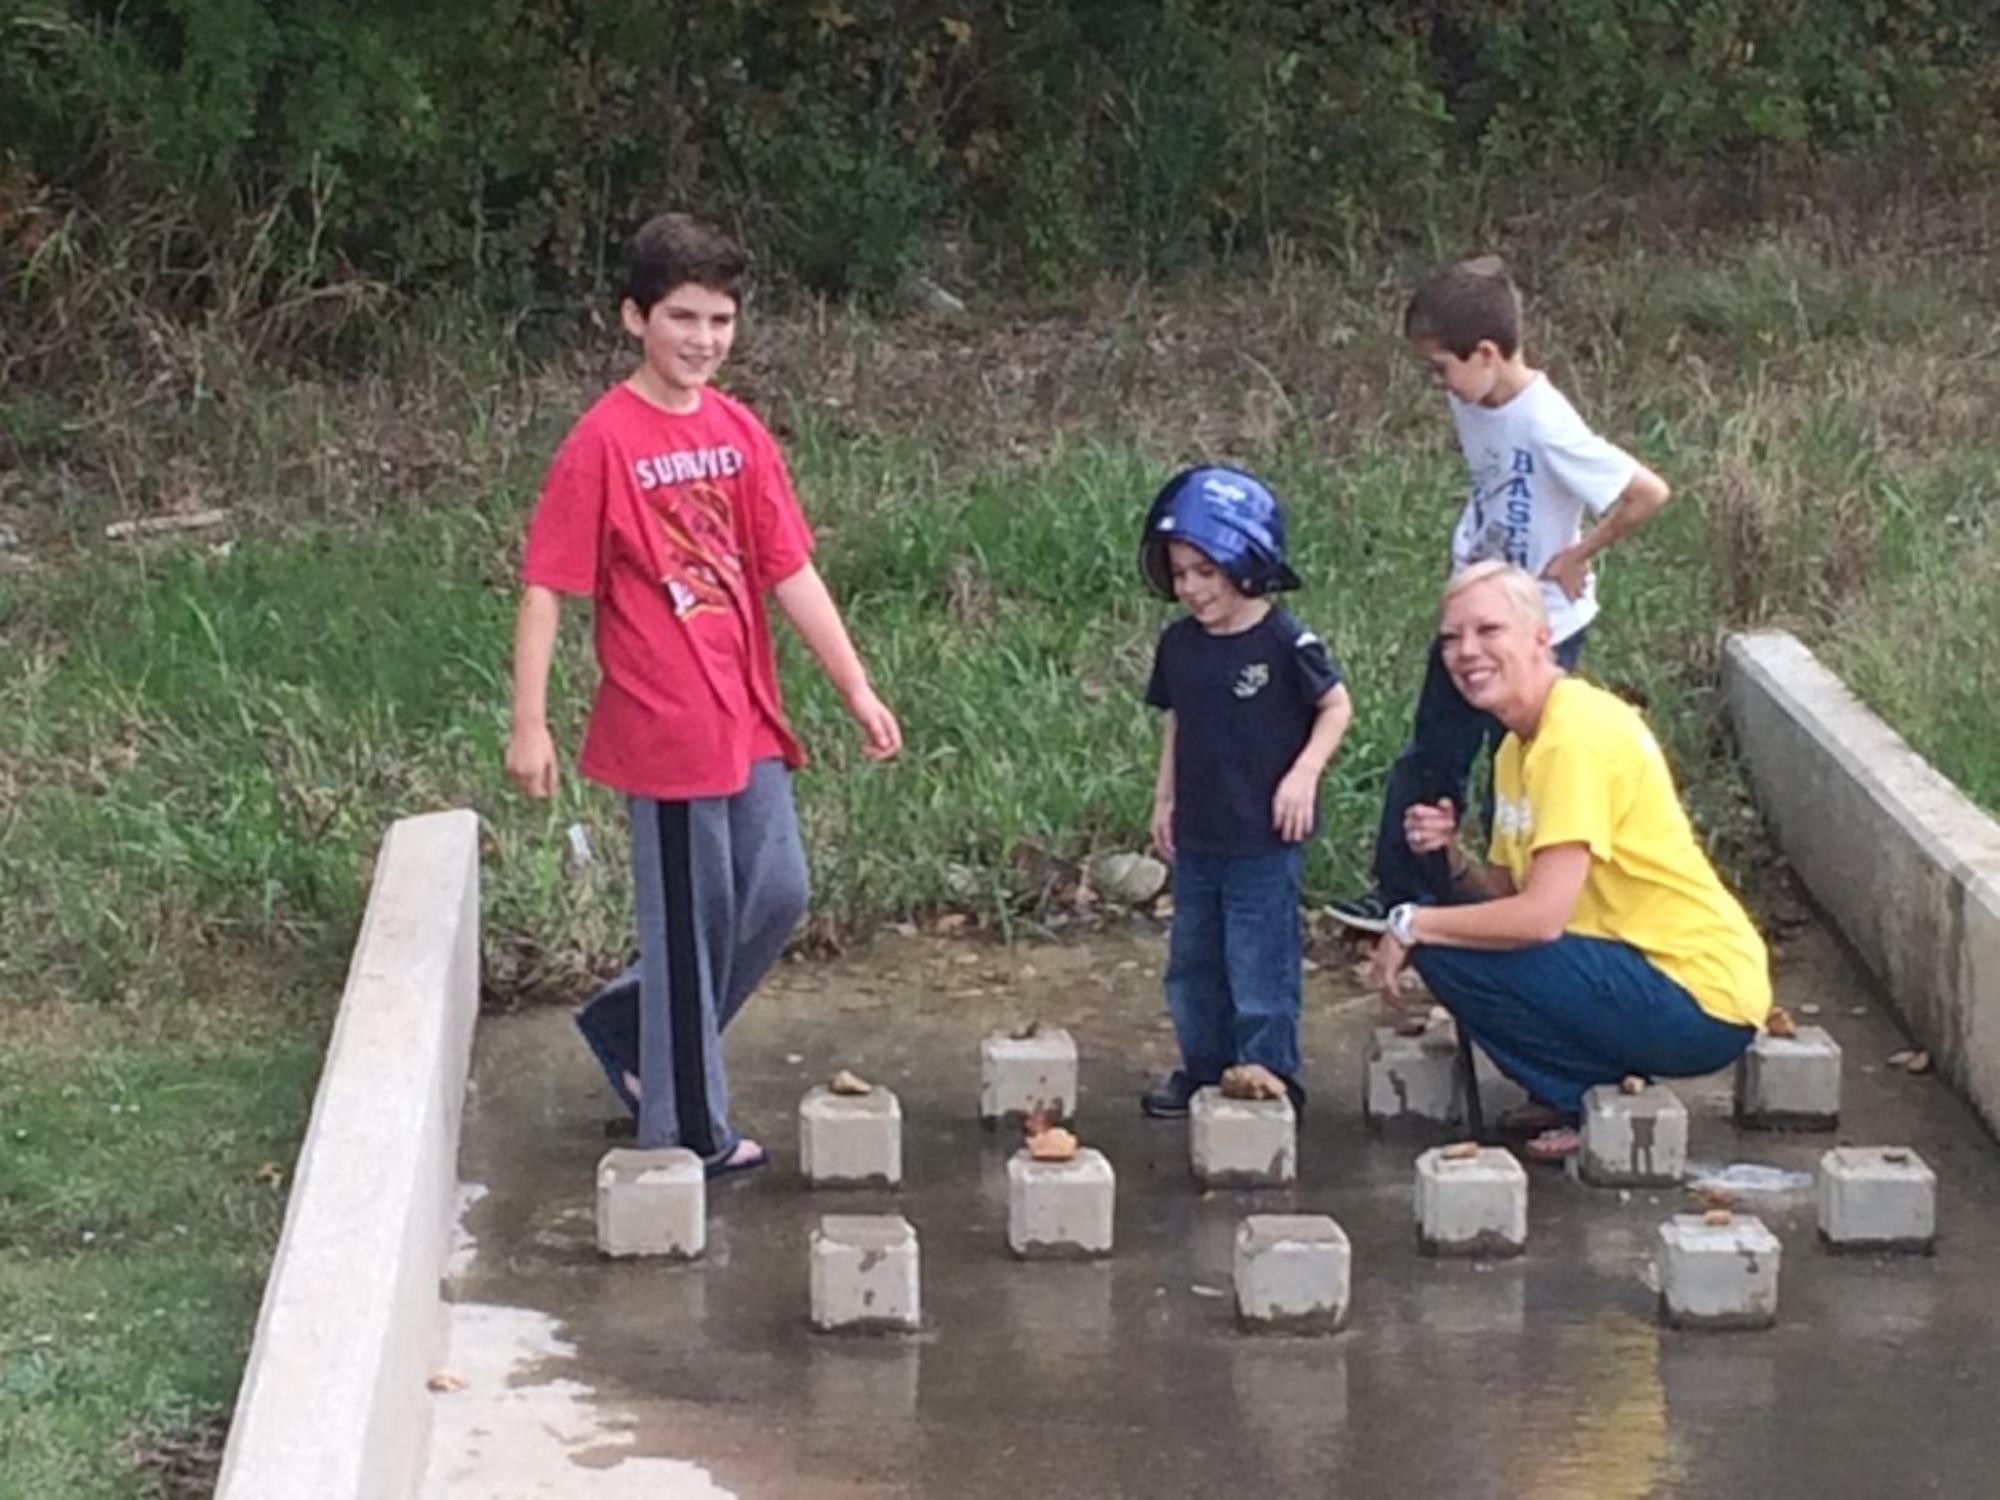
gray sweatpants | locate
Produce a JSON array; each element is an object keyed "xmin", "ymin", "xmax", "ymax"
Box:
[{"xmin": 573, "ymin": 758, "xmax": 808, "ymax": 1158}]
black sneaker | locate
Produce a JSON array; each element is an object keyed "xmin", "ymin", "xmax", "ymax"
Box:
[
  {"xmin": 1140, "ymin": 1070, "xmax": 1203, "ymax": 1119},
  {"xmin": 1327, "ymin": 890, "xmax": 1393, "ymax": 934}
]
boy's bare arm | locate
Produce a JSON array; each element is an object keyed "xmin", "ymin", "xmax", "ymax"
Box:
[
  {"xmin": 505, "ymin": 585, "xmax": 563, "ymax": 798},
  {"xmin": 1543, "ymin": 462, "xmax": 1671, "ymax": 601},
  {"xmin": 770, "ymin": 562, "xmax": 902, "ymax": 760},
  {"xmin": 1272, "ymin": 682, "xmax": 1353, "ymax": 842},
  {"xmin": 1151, "ymin": 712, "xmax": 1177, "ymax": 861}
]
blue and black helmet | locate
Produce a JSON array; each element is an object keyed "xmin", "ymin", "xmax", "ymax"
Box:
[{"xmin": 1138, "ymin": 465, "xmax": 1302, "ymax": 601}]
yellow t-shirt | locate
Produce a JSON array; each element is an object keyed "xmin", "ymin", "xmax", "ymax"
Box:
[{"xmin": 1489, "ymin": 677, "xmax": 1771, "ymax": 1029}]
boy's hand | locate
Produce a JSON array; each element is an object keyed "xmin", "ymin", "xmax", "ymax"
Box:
[
  {"xmin": 1541, "ymin": 546, "xmax": 1590, "ymax": 602},
  {"xmin": 505, "ymin": 723, "xmax": 559, "ymax": 799},
  {"xmin": 844, "ymin": 686, "xmax": 902, "ymax": 760},
  {"xmin": 1150, "ymin": 798, "xmax": 1175, "ymax": 861},
  {"xmin": 1271, "ymin": 766, "xmax": 1320, "ymax": 843}
]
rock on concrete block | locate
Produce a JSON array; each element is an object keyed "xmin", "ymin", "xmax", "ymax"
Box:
[
  {"xmin": 1364, "ymin": 1026, "xmax": 1460, "ymax": 1129},
  {"xmin": 1818, "ymin": 1146, "xmax": 1937, "ymax": 1253},
  {"xmin": 980, "ymin": 1028, "xmax": 1078, "ymax": 1125},
  {"xmin": 1580, "ymin": 1083, "xmax": 1689, "ymax": 1187},
  {"xmin": 1415, "ymin": 1146, "xmax": 1527, "ymax": 1258},
  {"xmin": 596, "ymin": 1148, "xmax": 704, "ymax": 1260},
  {"xmin": 810, "ymin": 1214, "xmax": 921, "ymax": 1332},
  {"xmin": 1007, "ymin": 1147, "xmax": 1115, "ymax": 1258},
  {"xmin": 1656, "ymin": 1214, "xmax": 1782, "ymax": 1329},
  {"xmin": 1734, "ymin": 1026, "xmax": 1842, "ymax": 1129},
  {"xmin": 1234, "ymin": 1214, "xmax": 1351, "ymax": 1334},
  {"xmin": 1190, "ymin": 1088, "xmax": 1297, "ymax": 1188},
  {"xmin": 800, "ymin": 1086, "xmax": 903, "ymax": 1188}
]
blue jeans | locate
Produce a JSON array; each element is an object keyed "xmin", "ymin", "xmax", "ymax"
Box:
[
  {"xmin": 1412, "ymin": 934, "xmax": 1756, "ymax": 1114},
  {"xmin": 1163, "ymin": 847, "xmax": 1303, "ymax": 1084},
  {"xmin": 1371, "ymin": 629, "xmax": 1587, "ymax": 904}
]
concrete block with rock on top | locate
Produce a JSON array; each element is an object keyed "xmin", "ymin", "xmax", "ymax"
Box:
[
  {"xmin": 595, "ymin": 1148, "xmax": 704, "ymax": 1260},
  {"xmin": 980, "ymin": 1027, "xmax": 1077, "ymax": 1126},
  {"xmin": 810, "ymin": 1214, "xmax": 921, "ymax": 1332},
  {"xmin": 1190, "ymin": 1088, "xmax": 1296, "ymax": 1187},
  {"xmin": 799, "ymin": 1085, "xmax": 903, "ymax": 1188},
  {"xmin": 1234, "ymin": 1214, "xmax": 1351, "ymax": 1333},
  {"xmin": 1580, "ymin": 1082, "xmax": 1689, "ymax": 1187},
  {"xmin": 1656, "ymin": 1213, "xmax": 1782, "ymax": 1329},
  {"xmin": 1818, "ymin": 1146, "xmax": 1937, "ymax": 1253},
  {"xmin": 1007, "ymin": 1147, "xmax": 1115, "ymax": 1258},
  {"xmin": 1734, "ymin": 1026, "xmax": 1842, "ymax": 1129},
  {"xmin": 1415, "ymin": 1145, "xmax": 1527, "ymax": 1258}
]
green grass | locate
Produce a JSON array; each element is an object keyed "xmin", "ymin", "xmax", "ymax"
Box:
[{"xmin": 6, "ymin": 218, "xmax": 2000, "ymax": 1492}]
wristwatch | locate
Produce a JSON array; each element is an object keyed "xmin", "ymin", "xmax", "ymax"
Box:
[{"xmin": 1387, "ymin": 902, "xmax": 1420, "ymax": 947}]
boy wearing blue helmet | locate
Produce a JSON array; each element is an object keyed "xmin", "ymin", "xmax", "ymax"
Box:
[{"xmin": 1138, "ymin": 466, "xmax": 1354, "ymax": 1118}]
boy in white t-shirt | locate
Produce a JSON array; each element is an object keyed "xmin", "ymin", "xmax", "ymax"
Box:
[{"xmin": 1331, "ymin": 256, "xmax": 1671, "ymax": 932}]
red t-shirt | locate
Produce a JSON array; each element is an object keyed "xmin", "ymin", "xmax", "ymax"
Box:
[{"xmin": 521, "ymin": 384, "xmax": 812, "ymax": 800}]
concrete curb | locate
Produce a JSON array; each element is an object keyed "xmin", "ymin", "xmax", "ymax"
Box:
[
  {"xmin": 215, "ymin": 809, "xmax": 482, "ymax": 1500},
  {"xmin": 1723, "ymin": 632, "xmax": 2000, "ymax": 1139}
]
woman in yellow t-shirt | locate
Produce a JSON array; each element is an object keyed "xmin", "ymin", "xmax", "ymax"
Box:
[{"xmin": 1368, "ymin": 561, "xmax": 1770, "ymax": 1161}]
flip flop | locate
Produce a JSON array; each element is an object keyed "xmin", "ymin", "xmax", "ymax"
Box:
[
  {"xmin": 705, "ymin": 1139, "xmax": 771, "ymax": 1181},
  {"xmin": 1523, "ymin": 1126, "xmax": 1582, "ymax": 1162}
]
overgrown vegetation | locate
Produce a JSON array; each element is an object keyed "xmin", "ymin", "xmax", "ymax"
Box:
[{"xmin": 4, "ymin": 0, "xmax": 1999, "ymax": 325}]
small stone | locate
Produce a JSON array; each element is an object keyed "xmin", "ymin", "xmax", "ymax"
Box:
[
  {"xmin": 1220, "ymin": 1063, "xmax": 1287, "ymax": 1101},
  {"xmin": 1028, "ymin": 1126, "xmax": 1079, "ymax": 1161},
  {"xmin": 829, "ymin": 1068, "xmax": 874, "ymax": 1096},
  {"xmin": 1799, "ymin": 1004, "xmax": 1822, "ymax": 1016},
  {"xmin": 1011, "ymin": 1019, "xmax": 1043, "ymax": 1040},
  {"xmin": 1441, "ymin": 1140, "xmax": 1481, "ymax": 1160},
  {"xmin": 1766, "ymin": 1007, "xmax": 1798, "ymax": 1039},
  {"xmin": 1703, "ymin": 1208, "xmax": 1733, "ymax": 1226},
  {"xmin": 426, "ymin": 1371, "xmax": 468, "ymax": 1393},
  {"xmin": 1882, "ymin": 1149, "xmax": 1911, "ymax": 1164},
  {"xmin": 1620, "ymin": 1074, "xmax": 1647, "ymax": 1094},
  {"xmin": 1905, "ymin": 1051, "xmax": 1932, "ymax": 1074},
  {"xmin": 1888, "ymin": 1049, "xmax": 1915, "ymax": 1067}
]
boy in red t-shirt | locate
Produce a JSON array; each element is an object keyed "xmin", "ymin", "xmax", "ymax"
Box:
[{"xmin": 506, "ymin": 213, "xmax": 901, "ymax": 1178}]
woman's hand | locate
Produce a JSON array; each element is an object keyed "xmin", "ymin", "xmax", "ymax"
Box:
[{"xmin": 1403, "ymin": 797, "xmax": 1459, "ymax": 857}]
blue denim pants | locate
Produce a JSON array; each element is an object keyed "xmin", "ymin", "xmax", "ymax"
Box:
[
  {"xmin": 1411, "ymin": 933, "xmax": 1756, "ymax": 1114},
  {"xmin": 1163, "ymin": 846, "xmax": 1304, "ymax": 1085},
  {"xmin": 1371, "ymin": 629, "xmax": 1587, "ymax": 904}
]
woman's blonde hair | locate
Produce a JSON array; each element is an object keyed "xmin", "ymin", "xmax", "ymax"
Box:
[{"xmin": 1443, "ymin": 559, "xmax": 1548, "ymax": 626}]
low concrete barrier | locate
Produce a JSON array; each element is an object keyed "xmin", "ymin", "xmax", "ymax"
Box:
[
  {"xmin": 1724, "ymin": 632, "xmax": 2000, "ymax": 1139},
  {"xmin": 215, "ymin": 809, "xmax": 482, "ymax": 1500}
]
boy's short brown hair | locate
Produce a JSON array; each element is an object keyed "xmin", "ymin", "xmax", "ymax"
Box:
[
  {"xmin": 623, "ymin": 213, "xmax": 749, "ymax": 311},
  {"xmin": 1404, "ymin": 256, "xmax": 1523, "ymax": 359}
]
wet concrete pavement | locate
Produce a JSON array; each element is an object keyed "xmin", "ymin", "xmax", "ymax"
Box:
[{"xmin": 427, "ymin": 922, "xmax": 2000, "ymax": 1499}]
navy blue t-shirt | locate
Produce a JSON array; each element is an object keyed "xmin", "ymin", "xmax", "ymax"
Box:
[{"xmin": 1145, "ymin": 607, "xmax": 1343, "ymax": 858}]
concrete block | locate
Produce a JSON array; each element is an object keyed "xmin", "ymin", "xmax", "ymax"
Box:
[
  {"xmin": 799, "ymin": 1086, "xmax": 903, "ymax": 1188},
  {"xmin": 1233, "ymin": 1214, "xmax": 1351, "ymax": 1333},
  {"xmin": 1364, "ymin": 1026, "xmax": 1459, "ymax": 1127},
  {"xmin": 1007, "ymin": 1147, "xmax": 1115, "ymax": 1258},
  {"xmin": 595, "ymin": 1148, "xmax": 704, "ymax": 1260},
  {"xmin": 1414, "ymin": 1146, "xmax": 1527, "ymax": 1258},
  {"xmin": 980, "ymin": 1028, "xmax": 1077, "ymax": 1125},
  {"xmin": 1190, "ymin": 1088, "xmax": 1297, "ymax": 1188},
  {"xmin": 810, "ymin": 1214, "xmax": 921, "ymax": 1332},
  {"xmin": 1734, "ymin": 1026, "xmax": 1842, "ymax": 1129},
  {"xmin": 1818, "ymin": 1147, "xmax": 1937, "ymax": 1253},
  {"xmin": 1580, "ymin": 1083, "xmax": 1689, "ymax": 1187},
  {"xmin": 1656, "ymin": 1214, "xmax": 1782, "ymax": 1329}
]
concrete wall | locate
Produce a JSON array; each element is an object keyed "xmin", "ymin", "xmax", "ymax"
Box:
[
  {"xmin": 215, "ymin": 809, "xmax": 482, "ymax": 1500},
  {"xmin": 1724, "ymin": 632, "xmax": 2000, "ymax": 1138}
]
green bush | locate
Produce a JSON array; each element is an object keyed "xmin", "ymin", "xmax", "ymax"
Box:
[{"xmin": 4, "ymin": 0, "xmax": 1998, "ymax": 347}]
